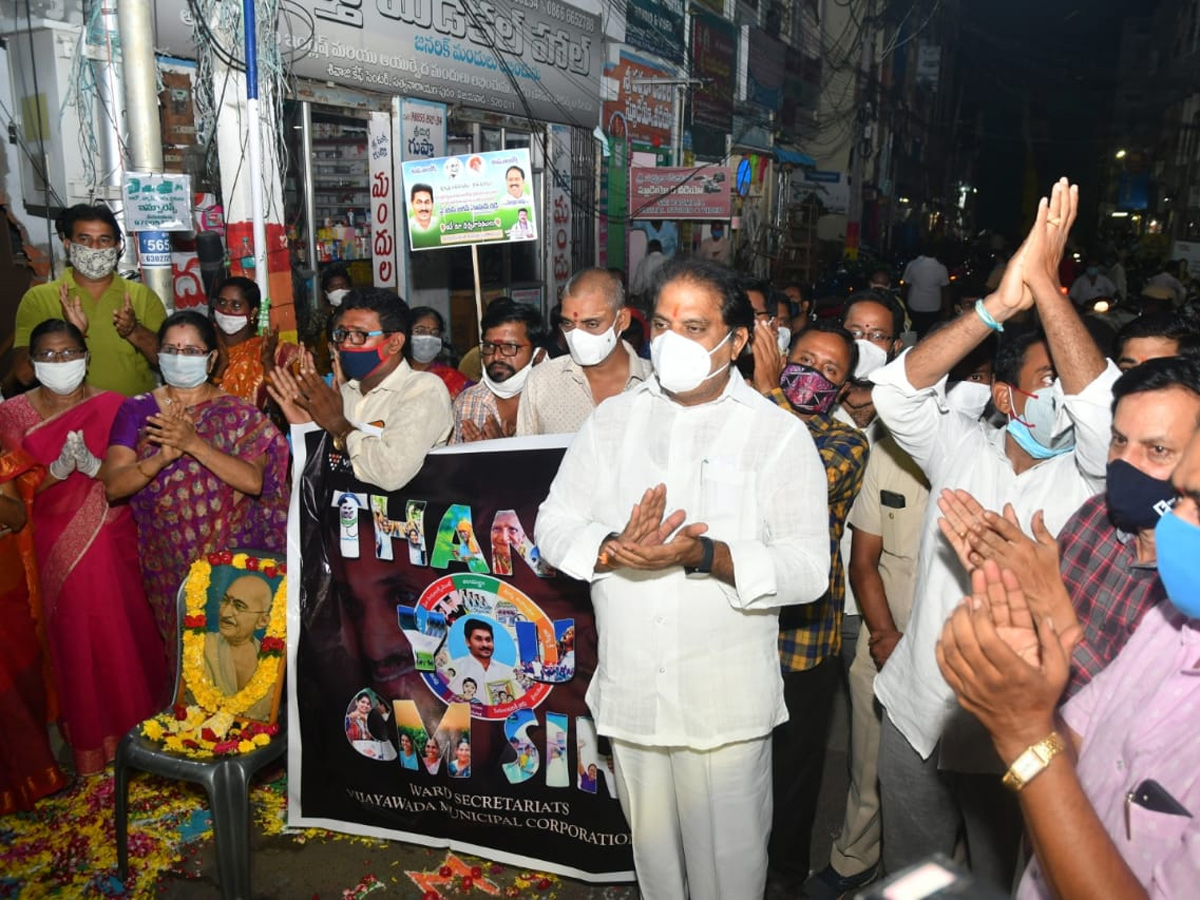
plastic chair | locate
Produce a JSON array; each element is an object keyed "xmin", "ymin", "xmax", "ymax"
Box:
[{"xmin": 114, "ymin": 552, "xmax": 287, "ymax": 900}]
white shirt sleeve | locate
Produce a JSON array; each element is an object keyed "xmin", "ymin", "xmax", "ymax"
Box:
[{"xmin": 1060, "ymin": 359, "xmax": 1120, "ymax": 487}]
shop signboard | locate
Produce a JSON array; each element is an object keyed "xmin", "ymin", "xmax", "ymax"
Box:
[
  {"xmin": 399, "ymin": 99, "xmax": 448, "ymax": 161},
  {"xmin": 368, "ymin": 112, "xmax": 398, "ymax": 288},
  {"xmin": 154, "ymin": 0, "xmax": 601, "ymax": 127},
  {"xmin": 629, "ymin": 165, "xmax": 732, "ymax": 220},
  {"xmin": 624, "ymin": 0, "xmax": 685, "ymax": 66},
  {"xmin": 601, "ymin": 49, "xmax": 675, "ymax": 148},
  {"xmin": 689, "ymin": 10, "xmax": 736, "ymax": 134},
  {"xmin": 121, "ymin": 172, "xmax": 192, "ymax": 232},
  {"xmin": 547, "ymin": 124, "xmax": 573, "ymax": 301},
  {"xmin": 400, "ymin": 148, "xmax": 538, "ymax": 251},
  {"xmin": 789, "ymin": 170, "xmax": 850, "ymax": 215}
]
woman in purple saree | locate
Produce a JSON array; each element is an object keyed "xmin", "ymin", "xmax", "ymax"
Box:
[{"xmin": 103, "ymin": 310, "xmax": 289, "ymax": 673}]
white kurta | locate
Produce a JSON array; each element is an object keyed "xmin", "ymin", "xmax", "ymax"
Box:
[
  {"xmin": 534, "ymin": 372, "xmax": 830, "ymax": 751},
  {"xmin": 870, "ymin": 351, "xmax": 1119, "ymax": 759}
]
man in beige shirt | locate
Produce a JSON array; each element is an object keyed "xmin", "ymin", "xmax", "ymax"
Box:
[
  {"xmin": 517, "ymin": 268, "xmax": 652, "ymax": 435},
  {"xmin": 267, "ymin": 288, "xmax": 452, "ymax": 491}
]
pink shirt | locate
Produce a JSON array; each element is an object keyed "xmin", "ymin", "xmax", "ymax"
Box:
[{"xmin": 1017, "ymin": 602, "xmax": 1200, "ymax": 898}]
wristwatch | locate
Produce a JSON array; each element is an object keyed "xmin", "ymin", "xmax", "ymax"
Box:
[
  {"xmin": 1002, "ymin": 731, "xmax": 1065, "ymax": 792},
  {"xmin": 332, "ymin": 427, "xmax": 350, "ymax": 453},
  {"xmin": 684, "ymin": 536, "xmax": 715, "ymax": 576}
]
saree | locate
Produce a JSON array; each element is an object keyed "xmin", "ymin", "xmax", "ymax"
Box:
[
  {"xmin": 216, "ymin": 335, "xmax": 301, "ymax": 409},
  {"xmin": 0, "ymin": 393, "xmax": 166, "ymax": 776},
  {"xmin": 110, "ymin": 391, "xmax": 289, "ymax": 672},
  {"xmin": 0, "ymin": 448, "xmax": 68, "ymax": 812}
]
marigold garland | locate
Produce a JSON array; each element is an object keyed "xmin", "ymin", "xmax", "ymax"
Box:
[{"xmin": 141, "ymin": 551, "xmax": 286, "ymax": 758}]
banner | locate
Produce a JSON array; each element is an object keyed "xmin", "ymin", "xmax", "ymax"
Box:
[
  {"xmin": 368, "ymin": 112, "xmax": 398, "ymax": 289},
  {"xmin": 624, "ymin": 0, "xmax": 685, "ymax": 66},
  {"xmin": 689, "ymin": 11, "xmax": 736, "ymax": 134},
  {"xmin": 287, "ymin": 430, "xmax": 635, "ymax": 880},
  {"xmin": 601, "ymin": 49, "xmax": 675, "ymax": 148},
  {"xmin": 400, "ymin": 148, "xmax": 538, "ymax": 250},
  {"xmin": 154, "ymin": 0, "xmax": 600, "ymax": 128},
  {"xmin": 629, "ymin": 165, "xmax": 732, "ymax": 220}
]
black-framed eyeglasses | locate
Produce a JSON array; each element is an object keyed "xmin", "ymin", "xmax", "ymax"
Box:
[
  {"xmin": 331, "ymin": 328, "xmax": 391, "ymax": 346},
  {"xmin": 159, "ymin": 345, "xmax": 211, "ymax": 357},
  {"xmin": 31, "ymin": 348, "xmax": 87, "ymax": 363},
  {"xmin": 480, "ymin": 340, "xmax": 529, "ymax": 358}
]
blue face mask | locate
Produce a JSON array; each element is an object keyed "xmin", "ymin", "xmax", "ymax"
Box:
[
  {"xmin": 339, "ymin": 345, "xmax": 387, "ymax": 381},
  {"xmin": 1154, "ymin": 509, "xmax": 1200, "ymax": 619},
  {"xmin": 1005, "ymin": 384, "xmax": 1075, "ymax": 459}
]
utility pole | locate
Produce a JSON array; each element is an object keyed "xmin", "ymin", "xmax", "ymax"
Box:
[
  {"xmin": 844, "ymin": 0, "xmax": 875, "ymax": 261},
  {"xmin": 118, "ymin": 0, "xmax": 175, "ymax": 310}
]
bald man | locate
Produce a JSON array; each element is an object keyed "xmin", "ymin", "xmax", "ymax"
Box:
[
  {"xmin": 200, "ymin": 573, "xmax": 277, "ymax": 721},
  {"xmin": 517, "ymin": 268, "xmax": 652, "ymax": 435}
]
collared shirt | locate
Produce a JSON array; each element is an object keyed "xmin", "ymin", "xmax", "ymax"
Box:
[
  {"xmin": 534, "ymin": 372, "xmax": 830, "ymax": 750},
  {"xmin": 833, "ymin": 405, "xmax": 887, "ymax": 617},
  {"xmin": 1059, "ymin": 492, "xmax": 1165, "ymax": 699},
  {"xmin": 516, "ymin": 341, "xmax": 652, "ymax": 436},
  {"xmin": 451, "ymin": 381, "xmax": 501, "ymax": 443},
  {"xmin": 871, "ymin": 351, "xmax": 1120, "ymax": 758},
  {"xmin": 15, "ymin": 269, "xmax": 167, "ymax": 396},
  {"xmin": 845, "ymin": 434, "xmax": 930, "ymax": 633},
  {"xmin": 900, "ymin": 256, "xmax": 950, "ymax": 312},
  {"xmin": 341, "ymin": 359, "xmax": 453, "ymax": 491},
  {"xmin": 769, "ymin": 389, "xmax": 869, "ymax": 671},
  {"xmin": 1016, "ymin": 602, "xmax": 1200, "ymax": 899}
]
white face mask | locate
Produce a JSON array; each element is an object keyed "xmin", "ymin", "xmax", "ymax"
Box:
[
  {"xmin": 853, "ymin": 339, "xmax": 889, "ymax": 381},
  {"xmin": 564, "ymin": 320, "xmax": 619, "ymax": 367},
  {"xmin": 776, "ymin": 326, "xmax": 792, "ymax": 354},
  {"xmin": 213, "ymin": 310, "xmax": 251, "ymax": 336},
  {"xmin": 160, "ymin": 352, "xmax": 212, "ymax": 389},
  {"xmin": 34, "ymin": 357, "xmax": 88, "ymax": 395},
  {"xmin": 946, "ymin": 381, "xmax": 993, "ymax": 419},
  {"xmin": 650, "ymin": 329, "xmax": 732, "ymax": 394},
  {"xmin": 326, "ymin": 288, "xmax": 349, "ymax": 307},
  {"xmin": 410, "ymin": 334, "xmax": 443, "ymax": 364},
  {"xmin": 482, "ymin": 357, "xmax": 535, "ymax": 399}
]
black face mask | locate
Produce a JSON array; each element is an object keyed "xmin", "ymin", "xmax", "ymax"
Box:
[{"xmin": 1106, "ymin": 458, "xmax": 1177, "ymax": 532}]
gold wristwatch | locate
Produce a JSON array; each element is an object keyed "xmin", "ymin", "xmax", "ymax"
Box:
[
  {"xmin": 332, "ymin": 427, "xmax": 350, "ymax": 453},
  {"xmin": 1002, "ymin": 731, "xmax": 1065, "ymax": 792}
]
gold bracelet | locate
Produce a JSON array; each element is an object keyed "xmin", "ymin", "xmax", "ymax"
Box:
[{"xmin": 135, "ymin": 459, "xmax": 155, "ymax": 482}]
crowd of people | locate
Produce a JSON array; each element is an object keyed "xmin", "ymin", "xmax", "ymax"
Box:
[{"xmin": 2, "ymin": 186, "xmax": 1199, "ymax": 900}]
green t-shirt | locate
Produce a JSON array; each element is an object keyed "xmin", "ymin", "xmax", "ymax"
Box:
[{"xmin": 15, "ymin": 269, "xmax": 168, "ymax": 396}]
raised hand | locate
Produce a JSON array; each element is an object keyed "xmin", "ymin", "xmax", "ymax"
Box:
[
  {"xmin": 113, "ymin": 292, "xmax": 137, "ymax": 339},
  {"xmin": 936, "ymin": 487, "xmax": 989, "ymax": 574},
  {"xmin": 69, "ymin": 429, "xmax": 102, "ymax": 478},
  {"xmin": 1023, "ymin": 177, "xmax": 1079, "ymax": 298},
  {"xmin": 264, "ymin": 364, "xmax": 314, "ymax": 425},
  {"xmin": 751, "ymin": 319, "xmax": 785, "ymax": 395},
  {"xmin": 146, "ymin": 400, "xmax": 198, "ymax": 462},
  {"xmin": 59, "ymin": 283, "xmax": 89, "ymax": 336}
]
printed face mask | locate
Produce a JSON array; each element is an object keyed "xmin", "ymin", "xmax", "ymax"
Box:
[
  {"xmin": 68, "ymin": 243, "xmax": 120, "ymax": 280},
  {"xmin": 779, "ymin": 363, "xmax": 839, "ymax": 415}
]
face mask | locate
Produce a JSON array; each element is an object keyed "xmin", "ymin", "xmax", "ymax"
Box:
[
  {"xmin": 564, "ymin": 321, "xmax": 619, "ymax": 367},
  {"xmin": 68, "ymin": 242, "xmax": 120, "ymax": 280},
  {"xmin": 1087, "ymin": 266, "xmax": 1099, "ymax": 277},
  {"xmin": 853, "ymin": 339, "xmax": 888, "ymax": 380},
  {"xmin": 1106, "ymin": 458, "xmax": 1177, "ymax": 533},
  {"xmin": 1154, "ymin": 509, "xmax": 1200, "ymax": 619},
  {"xmin": 482, "ymin": 358, "xmax": 534, "ymax": 399},
  {"xmin": 213, "ymin": 310, "xmax": 251, "ymax": 336},
  {"xmin": 159, "ymin": 353, "xmax": 212, "ymax": 389},
  {"xmin": 946, "ymin": 381, "xmax": 992, "ymax": 419},
  {"xmin": 779, "ymin": 363, "xmax": 840, "ymax": 415},
  {"xmin": 33, "ymin": 357, "xmax": 88, "ymax": 395},
  {"xmin": 339, "ymin": 345, "xmax": 388, "ymax": 381},
  {"xmin": 1006, "ymin": 385, "xmax": 1075, "ymax": 458},
  {"xmin": 326, "ymin": 288, "xmax": 349, "ymax": 307},
  {"xmin": 776, "ymin": 326, "xmax": 792, "ymax": 354},
  {"xmin": 650, "ymin": 329, "xmax": 732, "ymax": 394},
  {"xmin": 410, "ymin": 334, "xmax": 443, "ymax": 364}
]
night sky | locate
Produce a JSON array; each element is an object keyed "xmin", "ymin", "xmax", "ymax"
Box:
[{"xmin": 956, "ymin": 1, "xmax": 1160, "ymax": 244}]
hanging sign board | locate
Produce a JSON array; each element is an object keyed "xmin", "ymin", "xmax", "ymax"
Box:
[
  {"xmin": 121, "ymin": 172, "xmax": 193, "ymax": 232},
  {"xmin": 629, "ymin": 165, "xmax": 732, "ymax": 220}
]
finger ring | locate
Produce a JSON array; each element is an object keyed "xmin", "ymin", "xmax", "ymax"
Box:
[{"xmin": 1047, "ymin": 216, "xmax": 1061, "ymax": 227}]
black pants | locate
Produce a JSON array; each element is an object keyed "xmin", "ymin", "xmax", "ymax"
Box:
[
  {"xmin": 768, "ymin": 655, "xmax": 841, "ymax": 881},
  {"xmin": 908, "ymin": 309, "xmax": 944, "ymax": 338}
]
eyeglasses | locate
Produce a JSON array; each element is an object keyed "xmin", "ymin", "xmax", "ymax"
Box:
[
  {"xmin": 331, "ymin": 328, "xmax": 391, "ymax": 346},
  {"xmin": 31, "ymin": 348, "xmax": 87, "ymax": 363},
  {"xmin": 220, "ymin": 593, "xmax": 267, "ymax": 616},
  {"xmin": 847, "ymin": 328, "xmax": 893, "ymax": 344},
  {"xmin": 159, "ymin": 345, "xmax": 211, "ymax": 357},
  {"xmin": 480, "ymin": 340, "xmax": 529, "ymax": 358}
]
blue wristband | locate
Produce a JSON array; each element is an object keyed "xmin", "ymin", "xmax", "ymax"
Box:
[{"xmin": 974, "ymin": 299, "xmax": 1004, "ymax": 333}]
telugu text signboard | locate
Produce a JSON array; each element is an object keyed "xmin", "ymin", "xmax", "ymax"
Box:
[
  {"xmin": 624, "ymin": 0, "xmax": 685, "ymax": 66},
  {"xmin": 629, "ymin": 165, "xmax": 732, "ymax": 220},
  {"xmin": 601, "ymin": 48, "xmax": 675, "ymax": 147},
  {"xmin": 121, "ymin": 172, "xmax": 192, "ymax": 232},
  {"xmin": 400, "ymin": 149, "xmax": 538, "ymax": 251}
]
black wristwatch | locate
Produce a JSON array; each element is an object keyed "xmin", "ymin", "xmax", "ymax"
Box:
[{"xmin": 684, "ymin": 536, "xmax": 715, "ymax": 576}]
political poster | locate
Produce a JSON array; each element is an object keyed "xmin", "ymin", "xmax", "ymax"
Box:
[
  {"xmin": 286, "ymin": 429, "xmax": 635, "ymax": 882},
  {"xmin": 629, "ymin": 165, "xmax": 733, "ymax": 220},
  {"xmin": 401, "ymin": 149, "xmax": 539, "ymax": 251}
]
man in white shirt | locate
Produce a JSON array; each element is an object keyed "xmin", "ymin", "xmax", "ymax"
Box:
[
  {"xmin": 517, "ymin": 268, "xmax": 651, "ymax": 435},
  {"xmin": 901, "ymin": 247, "xmax": 951, "ymax": 336},
  {"xmin": 1146, "ymin": 259, "xmax": 1187, "ymax": 307},
  {"xmin": 870, "ymin": 180, "xmax": 1120, "ymax": 888},
  {"xmin": 1067, "ymin": 265, "xmax": 1117, "ymax": 306},
  {"xmin": 267, "ymin": 288, "xmax": 453, "ymax": 491},
  {"xmin": 446, "ymin": 618, "xmax": 524, "ymax": 702},
  {"xmin": 630, "ymin": 240, "xmax": 668, "ymax": 303},
  {"xmin": 535, "ymin": 258, "xmax": 829, "ymax": 900}
]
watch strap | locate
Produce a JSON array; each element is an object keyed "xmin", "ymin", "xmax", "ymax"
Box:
[
  {"xmin": 1002, "ymin": 731, "xmax": 1066, "ymax": 792},
  {"xmin": 684, "ymin": 536, "xmax": 715, "ymax": 576}
]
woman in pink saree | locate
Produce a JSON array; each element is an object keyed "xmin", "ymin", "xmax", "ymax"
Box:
[
  {"xmin": 102, "ymin": 310, "xmax": 289, "ymax": 673},
  {"xmin": 0, "ymin": 320, "xmax": 167, "ymax": 775}
]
